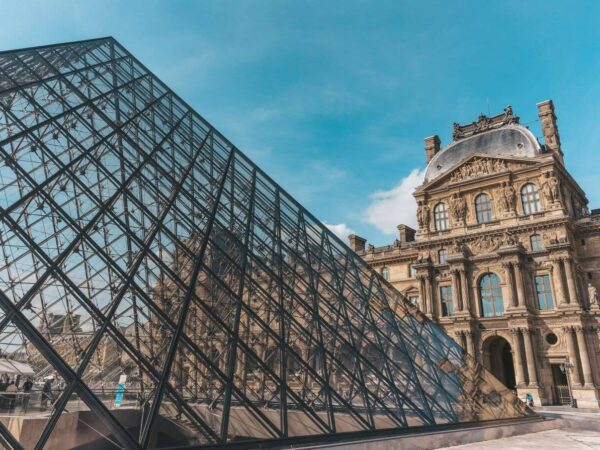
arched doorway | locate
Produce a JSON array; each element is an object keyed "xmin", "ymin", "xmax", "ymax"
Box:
[{"xmin": 482, "ymin": 336, "xmax": 516, "ymax": 389}]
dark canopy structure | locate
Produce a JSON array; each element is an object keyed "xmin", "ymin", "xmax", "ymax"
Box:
[{"xmin": 0, "ymin": 37, "xmax": 529, "ymax": 449}]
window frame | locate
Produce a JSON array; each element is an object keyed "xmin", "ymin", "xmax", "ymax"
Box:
[
  {"xmin": 381, "ymin": 266, "xmax": 390, "ymax": 281},
  {"xmin": 534, "ymin": 273, "xmax": 555, "ymax": 310},
  {"xmin": 479, "ymin": 272, "xmax": 504, "ymax": 317},
  {"xmin": 439, "ymin": 284, "xmax": 454, "ymax": 317},
  {"xmin": 530, "ymin": 234, "xmax": 543, "ymax": 252},
  {"xmin": 433, "ymin": 202, "xmax": 450, "ymax": 231},
  {"xmin": 438, "ymin": 248, "xmax": 447, "ymax": 265},
  {"xmin": 475, "ymin": 193, "xmax": 493, "ymax": 223},
  {"xmin": 521, "ymin": 183, "xmax": 542, "ymax": 215}
]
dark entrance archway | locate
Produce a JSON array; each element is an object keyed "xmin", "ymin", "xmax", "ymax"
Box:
[{"xmin": 482, "ymin": 336, "xmax": 516, "ymax": 389}]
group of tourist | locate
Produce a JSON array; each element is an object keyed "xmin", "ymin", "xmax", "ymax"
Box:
[{"xmin": 0, "ymin": 374, "xmax": 54, "ymax": 412}]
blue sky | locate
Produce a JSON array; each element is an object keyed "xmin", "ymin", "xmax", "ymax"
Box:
[{"xmin": 3, "ymin": 1, "xmax": 600, "ymax": 245}]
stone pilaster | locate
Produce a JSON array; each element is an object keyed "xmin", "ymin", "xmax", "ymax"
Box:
[
  {"xmin": 451, "ymin": 269, "xmax": 462, "ymax": 312},
  {"xmin": 564, "ymin": 258, "xmax": 579, "ymax": 306},
  {"xmin": 465, "ymin": 330, "xmax": 475, "ymax": 358},
  {"xmin": 575, "ymin": 327, "xmax": 594, "ymax": 387},
  {"xmin": 510, "ymin": 328, "xmax": 526, "ymax": 387},
  {"xmin": 502, "ymin": 262, "xmax": 517, "ymax": 308},
  {"xmin": 551, "ymin": 258, "xmax": 567, "ymax": 306},
  {"xmin": 459, "ymin": 268, "xmax": 470, "ymax": 314},
  {"xmin": 513, "ymin": 262, "xmax": 527, "ymax": 309},
  {"xmin": 522, "ymin": 329, "xmax": 538, "ymax": 386},
  {"xmin": 564, "ymin": 326, "xmax": 582, "ymax": 386}
]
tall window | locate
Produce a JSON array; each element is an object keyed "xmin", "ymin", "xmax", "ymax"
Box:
[
  {"xmin": 434, "ymin": 202, "xmax": 449, "ymax": 231},
  {"xmin": 438, "ymin": 248, "xmax": 447, "ymax": 265},
  {"xmin": 530, "ymin": 234, "xmax": 543, "ymax": 251},
  {"xmin": 535, "ymin": 274, "xmax": 555, "ymax": 310},
  {"xmin": 440, "ymin": 285, "xmax": 454, "ymax": 317},
  {"xmin": 479, "ymin": 273, "xmax": 504, "ymax": 317},
  {"xmin": 475, "ymin": 193, "xmax": 493, "ymax": 223},
  {"xmin": 521, "ymin": 183, "xmax": 542, "ymax": 215},
  {"xmin": 381, "ymin": 267, "xmax": 390, "ymax": 281}
]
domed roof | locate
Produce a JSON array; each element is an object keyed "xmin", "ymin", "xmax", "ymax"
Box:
[{"xmin": 423, "ymin": 124, "xmax": 542, "ymax": 183}]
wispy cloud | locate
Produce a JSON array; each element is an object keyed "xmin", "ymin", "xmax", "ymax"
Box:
[
  {"xmin": 362, "ymin": 168, "xmax": 425, "ymax": 235},
  {"xmin": 324, "ymin": 222, "xmax": 355, "ymax": 241}
]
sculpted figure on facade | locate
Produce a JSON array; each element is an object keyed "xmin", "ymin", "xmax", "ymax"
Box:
[
  {"xmin": 449, "ymin": 193, "xmax": 467, "ymax": 223},
  {"xmin": 417, "ymin": 201, "xmax": 430, "ymax": 230},
  {"xmin": 498, "ymin": 181, "xmax": 516, "ymax": 213},
  {"xmin": 541, "ymin": 172, "xmax": 561, "ymax": 205}
]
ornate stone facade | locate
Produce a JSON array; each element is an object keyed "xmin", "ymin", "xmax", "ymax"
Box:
[{"xmin": 351, "ymin": 100, "xmax": 600, "ymax": 408}]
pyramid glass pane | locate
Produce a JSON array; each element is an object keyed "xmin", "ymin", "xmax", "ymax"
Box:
[{"xmin": 0, "ymin": 38, "xmax": 530, "ymax": 449}]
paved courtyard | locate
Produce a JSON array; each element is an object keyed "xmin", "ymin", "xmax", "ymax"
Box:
[{"xmin": 441, "ymin": 428, "xmax": 600, "ymax": 449}]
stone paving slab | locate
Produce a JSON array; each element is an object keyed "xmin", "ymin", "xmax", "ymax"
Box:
[{"xmin": 440, "ymin": 428, "xmax": 600, "ymax": 449}]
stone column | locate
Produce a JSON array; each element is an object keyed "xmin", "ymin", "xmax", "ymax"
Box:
[
  {"xmin": 576, "ymin": 327, "xmax": 594, "ymax": 387},
  {"xmin": 426, "ymin": 276, "xmax": 434, "ymax": 316},
  {"xmin": 451, "ymin": 270, "xmax": 463, "ymax": 311},
  {"xmin": 564, "ymin": 258, "xmax": 579, "ymax": 305},
  {"xmin": 459, "ymin": 268, "xmax": 470, "ymax": 313},
  {"xmin": 465, "ymin": 330, "xmax": 475, "ymax": 357},
  {"xmin": 552, "ymin": 258, "xmax": 566, "ymax": 306},
  {"xmin": 510, "ymin": 328, "xmax": 526, "ymax": 387},
  {"xmin": 564, "ymin": 327, "xmax": 582, "ymax": 386},
  {"xmin": 503, "ymin": 262, "xmax": 517, "ymax": 308},
  {"xmin": 522, "ymin": 329, "xmax": 538, "ymax": 386},
  {"xmin": 418, "ymin": 275, "xmax": 427, "ymax": 312},
  {"xmin": 513, "ymin": 262, "xmax": 526, "ymax": 308}
]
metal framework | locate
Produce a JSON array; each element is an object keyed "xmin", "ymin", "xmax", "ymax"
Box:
[{"xmin": 0, "ymin": 37, "xmax": 529, "ymax": 449}]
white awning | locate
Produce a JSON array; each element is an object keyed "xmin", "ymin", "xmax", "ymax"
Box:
[{"xmin": 0, "ymin": 358, "xmax": 35, "ymax": 376}]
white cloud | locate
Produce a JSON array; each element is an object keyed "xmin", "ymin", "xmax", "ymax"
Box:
[
  {"xmin": 363, "ymin": 168, "xmax": 425, "ymax": 235},
  {"xmin": 324, "ymin": 222, "xmax": 356, "ymax": 242}
]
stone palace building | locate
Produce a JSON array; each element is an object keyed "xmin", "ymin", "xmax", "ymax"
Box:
[{"xmin": 350, "ymin": 100, "xmax": 600, "ymax": 408}]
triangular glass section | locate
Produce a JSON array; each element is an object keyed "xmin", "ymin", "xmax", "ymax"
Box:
[{"xmin": 0, "ymin": 37, "xmax": 530, "ymax": 449}]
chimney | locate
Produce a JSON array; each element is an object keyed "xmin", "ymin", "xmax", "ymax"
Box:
[
  {"xmin": 537, "ymin": 100, "xmax": 563, "ymax": 162},
  {"xmin": 425, "ymin": 135, "xmax": 441, "ymax": 163},
  {"xmin": 397, "ymin": 224, "xmax": 416, "ymax": 244},
  {"xmin": 348, "ymin": 234, "xmax": 366, "ymax": 252}
]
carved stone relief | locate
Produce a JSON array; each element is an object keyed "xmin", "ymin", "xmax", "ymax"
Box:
[
  {"xmin": 449, "ymin": 157, "xmax": 508, "ymax": 183},
  {"xmin": 540, "ymin": 171, "xmax": 562, "ymax": 207},
  {"xmin": 449, "ymin": 193, "xmax": 467, "ymax": 224}
]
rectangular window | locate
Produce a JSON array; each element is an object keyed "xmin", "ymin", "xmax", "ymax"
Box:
[
  {"xmin": 409, "ymin": 265, "xmax": 417, "ymax": 278},
  {"xmin": 440, "ymin": 285, "xmax": 454, "ymax": 317},
  {"xmin": 530, "ymin": 234, "xmax": 543, "ymax": 251},
  {"xmin": 438, "ymin": 249, "xmax": 447, "ymax": 265},
  {"xmin": 535, "ymin": 274, "xmax": 555, "ymax": 310}
]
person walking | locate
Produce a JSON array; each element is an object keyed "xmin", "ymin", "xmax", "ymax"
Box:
[
  {"xmin": 41, "ymin": 378, "xmax": 53, "ymax": 410},
  {"xmin": 22, "ymin": 378, "xmax": 33, "ymax": 412}
]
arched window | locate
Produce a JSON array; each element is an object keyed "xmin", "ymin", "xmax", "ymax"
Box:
[
  {"xmin": 530, "ymin": 234, "xmax": 543, "ymax": 251},
  {"xmin": 479, "ymin": 273, "xmax": 504, "ymax": 317},
  {"xmin": 381, "ymin": 267, "xmax": 390, "ymax": 281},
  {"xmin": 438, "ymin": 248, "xmax": 447, "ymax": 265},
  {"xmin": 475, "ymin": 194, "xmax": 493, "ymax": 223},
  {"xmin": 521, "ymin": 183, "xmax": 542, "ymax": 215},
  {"xmin": 434, "ymin": 202, "xmax": 449, "ymax": 231}
]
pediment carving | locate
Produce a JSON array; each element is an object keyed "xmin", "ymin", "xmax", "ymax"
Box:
[{"xmin": 447, "ymin": 156, "xmax": 535, "ymax": 184}]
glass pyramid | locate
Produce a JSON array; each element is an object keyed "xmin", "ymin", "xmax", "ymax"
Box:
[{"xmin": 0, "ymin": 37, "xmax": 529, "ymax": 449}]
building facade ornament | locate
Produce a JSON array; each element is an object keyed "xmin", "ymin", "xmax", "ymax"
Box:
[
  {"xmin": 449, "ymin": 193, "xmax": 467, "ymax": 223},
  {"xmin": 449, "ymin": 157, "xmax": 508, "ymax": 183},
  {"xmin": 416, "ymin": 201, "xmax": 430, "ymax": 230},
  {"xmin": 541, "ymin": 171, "xmax": 562, "ymax": 206}
]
